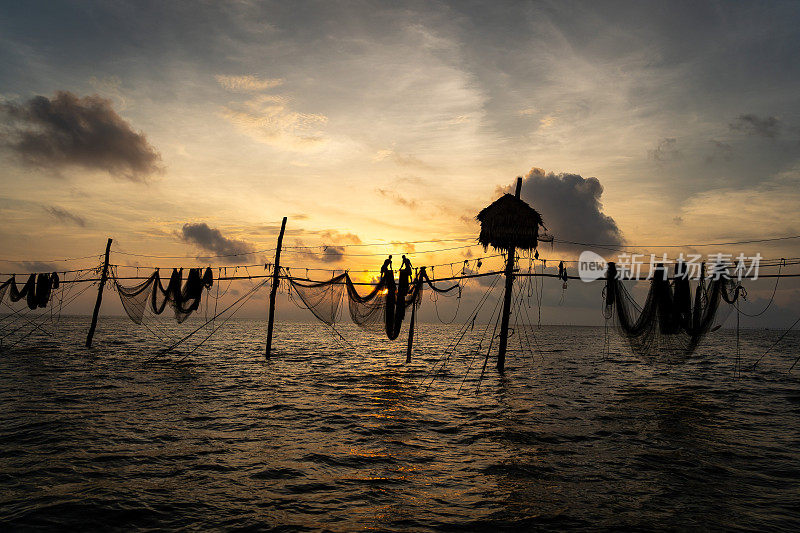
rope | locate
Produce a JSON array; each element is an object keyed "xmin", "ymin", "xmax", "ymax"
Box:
[
  {"xmin": 553, "ymin": 233, "xmax": 800, "ymax": 250},
  {"xmin": 173, "ymin": 281, "xmax": 268, "ymax": 363},
  {"xmin": 0, "ymin": 254, "xmax": 101, "ymax": 264},
  {"xmin": 735, "ymin": 259, "xmax": 783, "ymax": 317},
  {"xmin": 147, "ymin": 278, "xmax": 269, "ymax": 361},
  {"xmin": 419, "ymin": 273, "xmax": 502, "ymax": 391},
  {"xmin": 0, "ymin": 279, "xmax": 96, "ymax": 350},
  {"xmin": 748, "ymin": 315, "xmax": 800, "ymax": 371},
  {"xmin": 477, "ymin": 294, "xmax": 505, "ymax": 391}
]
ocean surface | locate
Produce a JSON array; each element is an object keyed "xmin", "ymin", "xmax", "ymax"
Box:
[{"xmin": 1, "ymin": 317, "xmax": 799, "ymax": 531}]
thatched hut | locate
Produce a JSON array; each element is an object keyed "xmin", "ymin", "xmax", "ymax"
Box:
[{"xmin": 476, "ymin": 193, "xmax": 545, "ymax": 252}]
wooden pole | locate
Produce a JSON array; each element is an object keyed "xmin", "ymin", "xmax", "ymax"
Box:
[
  {"xmin": 86, "ymin": 238, "xmax": 112, "ymax": 348},
  {"xmin": 265, "ymin": 217, "xmax": 287, "ymax": 359},
  {"xmin": 405, "ymin": 295, "xmax": 417, "ymax": 364},
  {"xmin": 497, "ymin": 177, "xmax": 523, "ymax": 371}
]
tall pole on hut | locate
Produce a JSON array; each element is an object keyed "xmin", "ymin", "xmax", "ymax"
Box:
[
  {"xmin": 496, "ymin": 177, "xmax": 522, "ymax": 371},
  {"xmin": 265, "ymin": 217, "xmax": 287, "ymax": 359}
]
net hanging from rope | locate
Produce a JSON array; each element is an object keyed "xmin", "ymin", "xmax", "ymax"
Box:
[
  {"xmin": 289, "ymin": 266, "xmax": 458, "ymax": 340},
  {"xmin": 604, "ymin": 261, "xmax": 742, "ymax": 363},
  {"xmin": 289, "ymin": 273, "xmax": 347, "ymax": 327},
  {"xmin": 0, "ymin": 272, "xmax": 60, "ymax": 310},
  {"xmin": 114, "ymin": 267, "xmax": 213, "ymax": 324}
]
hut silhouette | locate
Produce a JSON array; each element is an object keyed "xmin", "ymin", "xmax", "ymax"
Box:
[{"xmin": 476, "ymin": 178, "xmax": 546, "ymax": 370}]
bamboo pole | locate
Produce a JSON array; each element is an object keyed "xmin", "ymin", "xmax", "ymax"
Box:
[
  {"xmin": 405, "ymin": 295, "xmax": 417, "ymax": 364},
  {"xmin": 497, "ymin": 177, "xmax": 523, "ymax": 371},
  {"xmin": 265, "ymin": 217, "xmax": 287, "ymax": 359},
  {"xmin": 86, "ymin": 238, "xmax": 112, "ymax": 348}
]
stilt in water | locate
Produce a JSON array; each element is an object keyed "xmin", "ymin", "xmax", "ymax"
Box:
[
  {"xmin": 496, "ymin": 177, "xmax": 523, "ymax": 371},
  {"xmin": 266, "ymin": 217, "xmax": 287, "ymax": 359},
  {"xmin": 406, "ymin": 296, "xmax": 417, "ymax": 364},
  {"xmin": 86, "ymin": 238, "xmax": 112, "ymax": 348}
]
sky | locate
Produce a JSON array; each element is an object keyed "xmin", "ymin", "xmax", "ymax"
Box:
[{"xmin": 1, "ymin": 0, "xmax": 799, "ymax": 325}]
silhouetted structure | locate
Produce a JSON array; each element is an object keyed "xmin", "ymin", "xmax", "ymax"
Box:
[
  {"xmin": 477, "ymin": 177, "xmax": 545, "ymax": 370},
  {"xmin": 266, "ymin": 217, "xmax": 287, "ymax": 359}
]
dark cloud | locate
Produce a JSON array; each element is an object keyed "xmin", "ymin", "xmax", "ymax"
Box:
[
  {"xmin": 15, "ymin": 261, "xmax": 57, "ymax": 272},
  {"xmin": 0, "ymin": 91, "xmax": 161, "ymax": 181},
  {"xmin": 291, "ymin": 239, "xmax": 346, "ymax": 264},
  {"xmin": 320, "ymin": 246, "xmax": 345, "ymax": 263},
  {"xmin": 43, "ymin": 205, "xmax": 86, "ymax": 227},
  {"xmin": 729, "ymin": 114, "xmax": 781, "ymax": 138},
  {"xmin": 179, "ymin": 223, "xmax": 255, "ymax": 263},
  {"xmin": 705, "ymin": 140, "xmax": 734, "ymax": 163},
  {"xmin": 500, "ymin": 168, "xmax": 624, "ymax": 254},
  {"xmin": 251, "ymin": 223, "xmax": 308, "ymax": 236},
  {"xmin": 648, "ymin": 138, "xmax": 680, "ymax": 161}
]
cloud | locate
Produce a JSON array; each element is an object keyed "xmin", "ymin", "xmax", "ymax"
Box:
[
  {"xmin": 320, "ymin": 246, "xmax": 345, "ymax": 263},
  {"xmin": 502, "ymin": 167, "xmax": 624, "ymax": 254},
  {"xmin": 89, "ymin": 75, "xmax": 127, "ymax": 110},
  {"xmin": 372, "ymin": 149, "xmax": 434, "ymax": 169},
  {"xmin": 43, "ymin": 205, "xmax": 86, "ymax": 227},
  {"xmin": 647, "ymin": 138, "xmax": 680, "ymax": 161},
  {"xmin": 539, "ymin": 115, "xmax": 556, "ymax": 129},
  {"xmin": 16, "ymin": 261, "xmax": 57, "ymax": 272},
  {"xmin": 0, "ymin": 91, "xmax": 161, "ymax": 181},
  {"xmin": 729, "ymin": 114, "xmax": 781, "ymax": 138},
  {"xmin": 291, "ymin": 239, "xmax": 346, "ymax": 264},
  {"xmin": 448, "ymin": 115, "xmax": 472, "ymax": 124},
  {"xmin": 318, "ymin": 230, "xmax": 361, "ymax": 244},
  {"xmin": 221, "ymin": 94, "xmax": 328, "ymax": 150},
  {"xmin": 179, "ymin": 222, "xmax": 255, "ymax": 262},
  {"xmin": 377, "ymin": 188, "xmax": 418, "ymax": 209},
  {"xmin": 215, "ymin": 74, "xmax": 284, "ymax": 92},
  {"xmin": 705, "ymin": 140, "xmax": 734, "ymax": 163}
]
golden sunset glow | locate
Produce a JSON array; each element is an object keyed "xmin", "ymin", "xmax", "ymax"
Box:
[{"xmin": 0, "ymin": 1, "xmax": 798, "ymax": 324}]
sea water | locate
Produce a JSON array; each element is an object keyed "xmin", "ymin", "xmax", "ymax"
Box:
[{"xmin": 1, "ymin": 318, "xmax": 799, "ymax": 530}]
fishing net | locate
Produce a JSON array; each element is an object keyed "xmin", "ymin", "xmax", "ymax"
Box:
[
  {"xmin": 114, "ymin": 268, "xmax": 213, "ymax": 324},
  {"xmin": 1, "ymin": 273, "xmax": 59, "ymax": 309},
  {"xmin": 348, "ymin": 267, "xmax": 420, "ymax": 339},
  {"xmin": 289, "ymin": 266, "xmax": 457, "ymax": 340},
  {"xmin": 344, "ymin": 273, "xmax": 390, "ymax": 333},
  {"xmin": 289, "ymin": 273, "xmax": 347, "ymax": 327},
  {"xmin": 604, "ymin": 262, "xmax": 742, "ymax": 363},
  {"xmin": 115, "ymin": 272, "xmax": 157, "ymax": 324}
]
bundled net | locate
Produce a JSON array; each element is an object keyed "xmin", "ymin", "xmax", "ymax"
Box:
[
  {"xmin": 114, "ymin": 267, "xmax": 213, "ymax": 324},
  {"xmin": 348, "ymin": 266, "xmax": 420, "ymax": 339},
  {"xmin": 289, "ymin": 266, "xmax": 457, "ymax": 340},
  {"xmin": 344, "ymin": 273, "xmax": 390, "ymax": 333},
  {"xmin": 604, "ymin": 262, "xmax": 742, "ymax": 363},
  {"xmin": 0, "ymin": 273, "xmax": 60, "ymax": 310},
  {"xmin": 0, "ymin": 270, "xmax": 91, "ymax": 350}
]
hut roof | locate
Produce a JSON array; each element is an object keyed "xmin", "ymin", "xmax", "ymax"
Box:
[{"xmin": 476, "ymin": 193, "xmax": 545, "ymax": 252}]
